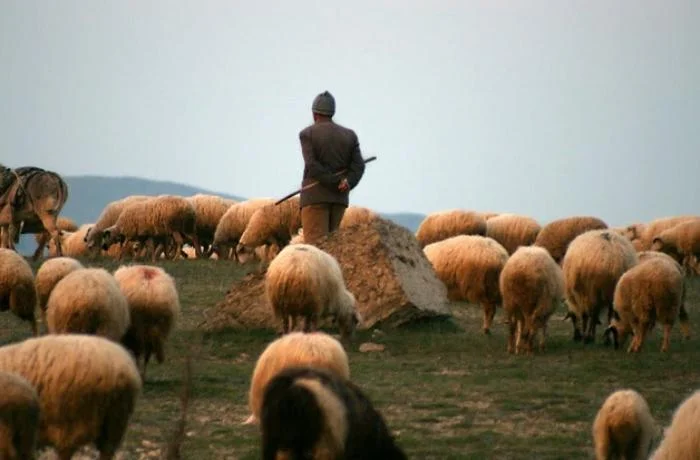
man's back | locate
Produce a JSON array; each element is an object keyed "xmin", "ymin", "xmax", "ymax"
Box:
[{"xmin": 299, "ymin": 119, "xmax": 364, "ymax": 207}]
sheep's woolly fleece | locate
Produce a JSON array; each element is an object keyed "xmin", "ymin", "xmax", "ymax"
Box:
[{"xmin": 200, "ymin": 218, "xmax": 451, "ymax": 331}]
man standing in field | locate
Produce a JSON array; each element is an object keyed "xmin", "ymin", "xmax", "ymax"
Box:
[{"xmin": 298, "ymin": 91, "xmax": 366, "ymax": 244}]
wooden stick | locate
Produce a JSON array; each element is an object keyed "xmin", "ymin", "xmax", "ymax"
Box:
[{"xmin": 275, "ymin": 156, "xmax": 377, "ymax": 205}]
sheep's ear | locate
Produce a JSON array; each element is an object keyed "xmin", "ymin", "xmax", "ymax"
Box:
[
  {"xmin": 103, "ymin": 228, "xmax": 111, "ymax": 239},
  {"xmin": 83, "ymin": 226, "xmax": 92, "ymax": 242},
  {"xmin": 652, "ymin": 237, "xmax": 663, "ymax": 247}
]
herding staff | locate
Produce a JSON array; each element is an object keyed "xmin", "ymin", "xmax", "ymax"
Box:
[{"xmin": 275, "ymin": 156, "xmax": 377, "ymax": 205}]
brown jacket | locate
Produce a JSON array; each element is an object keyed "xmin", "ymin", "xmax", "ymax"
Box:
[{"xmin": 298, "ymin": 119, "xmax": 365, "ymax": 207}]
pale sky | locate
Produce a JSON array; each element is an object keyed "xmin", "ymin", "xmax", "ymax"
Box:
[{"xmin": 2, "ymin": 1, "xmax": 698, "ymax": 227}]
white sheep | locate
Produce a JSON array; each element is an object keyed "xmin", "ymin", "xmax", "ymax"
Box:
[
  {"xmin": 562, "ymin": 230, "xmax": 638, "ymax": 344},
  {"xmin": 264, "ymin": 243, "xmax": 360, "ymax": 341},
  {"xmin": 113, "ymin": 264, "xmax": 180, "ymax": 378},
  {"xmin": 534, "ymin": 216, "xmax": 608, "ymax": 264},
  {"xmin": 84, "ymin": 195, "xmax": 151, "ymax": 255},
  {"xmin": 47, "ymin": 223, "xmax": 93, "ymax": 258},
  {"xmin": 592, "ymin": 389, "xmax": 656, "ymax": 460},
  {"xmin": 415, "ymin": 209, "xmax": 487, "ymax": 248},
  {"xmin": 499, "ymin": 246, "xmax": 564, "ymax": 354},
  {"xmin": 485, "ymin": 213, "xmax": 541, "ymax": 254},
  {"xmin": 211, "ymin": 198, "xmax": 275, "ymax": 260},
  {"xmin": 0, "ymin": 248, "xmax": 38, "ymax": 336},
  {"xmin": 606, "ymin": 251, "xmax": 689, "ymax": 352},
  {"xmin": 34, "ymin": 256, "xmax": 84, "ymax": 322},
  {"xmin": 0, "ymin": 371, "xmax": 40, "ymax": 460},
  {"xmin": 236, "ymin": 196, "xmax": 302, "ymax": 262},
  {"xmin": 651, "ymin": 389, "xmax": 700, "ymax": 459},
  {"xmin": 45, "ymin": 267, "xmax": 131, "ymax": 342},
  {"xmin": 638, "ymin": 215, "xmax": 698, "ymax": 251},
  {"xmin": 186, "ymin": 193, "xmax": 238, "ymax": 254},
  {"xmin": 261, "ymin": 366, "xmax": 407, "ymax": 459},
  {"xmin": 0, "ymin": 334, "xmax": 142, "ymax": 459},
  {"xmin": 423, "ymin": 235, "xmax": 509, "ymax": 334},
  {"xmin": 245, "ymin": 331, "xmax": 351, "ymax": 426},
  {"xmin": 651, "ymin": 218, "xmax": 700, "ymax": 272}
]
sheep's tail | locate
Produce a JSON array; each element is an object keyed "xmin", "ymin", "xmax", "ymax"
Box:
[{"xmin": 164, "ymin": 354, "xmax": 192, "ymax": 460}]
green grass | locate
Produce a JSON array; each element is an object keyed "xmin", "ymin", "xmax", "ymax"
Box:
[{"xmin": 3, "ymin": 258, "xmax": 700, "ymax": 459}]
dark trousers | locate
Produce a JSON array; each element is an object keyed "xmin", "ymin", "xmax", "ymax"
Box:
[{"xmin": 301, "ymin": 203, "xmax": 347, "ymax": 244}]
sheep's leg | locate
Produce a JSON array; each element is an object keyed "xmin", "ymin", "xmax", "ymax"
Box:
[
  {"xmin": 289, "ymin": 315, "xmax": 298, "ymax": 333},
  {"xmin": 679, "ymin": 304, "xmax": 691, "ymax": 340},
  {"xmin": 507, "ymin": 316, "xmax": 517, "ymax": 354},
  {"xmin": 281, "ymin": 316, "xmax": 289, "ymax": 335},
  {"xmin": 538, "ymin": 324, "xmax": 548, "ymax": 352},
  {"xmin": 32, "ymin": 232, "xmax": 48, "ymax": 260},
  {"xmin": 172, "ymin": 232, "xmax": 185, "ymax": 260},
  {"xmin": 482, "ymin": 303, "xmax": 496, "ymax": 335},
  {"xmin": 661, "ymin": 324, "xmax": 672, "ymax": 352},
  {"xmin": 632, "ymin": 325, "xmax": 649, "ymax": 353}
]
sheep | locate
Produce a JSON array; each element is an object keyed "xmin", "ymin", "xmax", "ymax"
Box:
[
  {"xmin": 651, "ymin": 219, "xmax": 700, "ymax": 272},
  {"xmin": 0, "ymin": 334, "xmax": 142, "ymax": 460},
  {"xmin": 101, "ymin": 195, "xmax": 202, "ymax": 261},
  {"xmin": 236, "ymin": 196, "xmax": 302, "ymax": 263},
  {"xmin": 534, "ymin": 216, "xmax": 608, "ymax": 264},
  {"xmin": 245, "ymin": 331, "xmax": 351, "ymax": 426},
  {"xmin": 0, "ymin": 248, "xmax": 38, "ymax": 336},
  {"xmin": 415, "ymin": 209, "xmax": 487, "ymax": 248},
  {"xmin": 47, "ymin": 223, "xmax": 93, "ymax": 258},
  {"xmin": 211, "ymin": 198, "xmax": 275, "ymax": 260},
  {"xmin": 34, "ymin": 256, "xmax": 84, "ymax": 320},
  {"xmin": 84, "ymin": 195, "xmax": 151, "ymax": 255},
  {"xmin": 638, "ymin": 215, "xmax": 699, "ymax": 251},
  {"xmin": 499, "ymin": 246, "xmax": 564, "ymax": 354},
  {"xmin": 606, "ymin": 252, "xmax": 689, "ymax": 352},
  {"xmin": 260, "ymin": 366, "xmax": 407, "ymax": 460},
  {"xmin": 186, "ymin": 193, "xmax": 238, "ymax": 255},
  {"xmin": 485, "ymin": 213, "xmax": 541, "ymax": 254},
  {"xmin": 424, "ymin": 234, "xmax": 509, "ymax": 334},
  {"xmin": 0, "ymin": 371, "xmax": 40, "ymax": 460},
  {"xmin": 339, "ymin": 205, "xmax": 380, "ymax": 229},
  {"xmin": 113, "ymin": 264, "xmax": 180, "ymax": 379},
  {"xmin": 32, "ymin": 215, "xmax": 77, "ymax": 259},
  {"xmin": 264, "ymin": 243, "xmax": 360, "ymax": 342},
  {"xmin": 45, "ymin": 267, "xmax": 131, "ymax": 342},
  {"xmin": 651, "ymin": 390, "xmax": 700, "ymax": 459},
  {"xmin": 562, "ymin": 229, "xmax": 638, "ymax": 344},
  {"xmin": 592, "ymin": 389, "xmax": 656, "ymax": 460}
]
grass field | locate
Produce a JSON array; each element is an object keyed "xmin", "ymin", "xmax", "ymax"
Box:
[{"xmin": 3, "ymin": 258, "xmax": 700, "ymax": 459}]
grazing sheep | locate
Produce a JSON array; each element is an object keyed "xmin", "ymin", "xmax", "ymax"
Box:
[
  {"xmin": 34, "ymin": 256, "xmax": 84, "ymax": 319},
  {"xmin": 638, "ymin": 215, "xmax": 699, "ymax": 251},
  {"xmin": 47, "ymin": 223, "xmax": 93, "ymax": 258},
  {"xmin": 113, "ymin": 264, "xmax": 180, "ymax": 378},
  {"xmin": 592, "ymin": 389, "xmax": 656, "ymax": 460},
  {"xmin": 246, "ymin": 331, "xmax": 351, "ymax": 426},
  {"xmin": 264, "ymin": 244, "xmax": 360, "ymax": 341},
  {"xmin": 84, "ymin": 195, "xmax": 151, "ymax": 255},
  {"xmin": 606, "ymin": 252, "xmax": 689, "ymax": 352},
  {"xmin": 32, "ymin": 215, "xmax": 77, "ymax": 260},
  {"xmin": 186, "ymin": 194, "xmax": 237, "ymax": 254},
  {"xmin": 261, "ymin": 366, "xmax": 407, "ymax": 460},
  {"xmin": 211, "ymin": 198, "xmax": 275, "ymax": 260},
  {"xmin": 236, "ymin": 196, "xmax": 302, "ymax": 262},
  {"xmin": 339, "ymin": 206, "xmax": 379, "ymax": 229},
  {"xmin": 499, "ymin": 246, "xmax": 564, "ymax": 354},
  {"xmin": 562, "ymin": 230, "xmax": 638, "ymax": 344},
  {"xmin": 650, "ymin": 389, "xmax": 700, "ymax": 459},
  {"xmin": 45, "ymin": 267, "xmax": 130, "ymax": 342},
  {"xmin": 424, "ymin": 235, "xmax": 509, "ymax": 334},
  {"xmin": 0, "ymin": 334, "xmax": 142, "ymax": 460},
  {"xmin": 101, "ymin": 195, "xmax": 202, "ymax": 261},
  {"xmin": 415, "ymin": 209, "xmax": 487, "ymax": 248},
  {"xmin": 485, "ymin": 213, "xmax": 541, "ymax": 254},
  {"xmin": 0, "ymin": 248, "xmax": 38, "ymax": 336},
  {"xmin": 0, "ymin": 371, "xmax": 40, "ymax": 460},
  {"xmin": 651, "ymin": 219, "xmax": 700, "ymax": 271},
  {"xmin": 534, "ymin": 216, "xmax": 608, "ymax": 264}
]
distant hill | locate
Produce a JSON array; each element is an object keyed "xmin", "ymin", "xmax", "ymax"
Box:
[{"xmin": 14, "ymin": 175, "xmax": 424, "ymax": 255}]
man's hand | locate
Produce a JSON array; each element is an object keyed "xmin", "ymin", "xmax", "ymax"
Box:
[{"xmin": 338, "ymin": 177, "xmax": 350, "ymax": 192}]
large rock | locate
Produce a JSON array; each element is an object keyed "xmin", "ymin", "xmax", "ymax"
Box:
[{"xmin": 200, "ymin": 217, "xmax": 451, "ymax": 331}]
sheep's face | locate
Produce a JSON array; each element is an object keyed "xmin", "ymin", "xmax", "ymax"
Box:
[
  {"xmin": 100, "ymin": 228, "xmax": 124, "ymax": 250},
  {"xmin": 651, "ymin": 237, "xmax": 681, "ymax": 262},
  {"xmin": 235, "ymin": 243, "xmax": 255, "ymax": 264},
  {"xmin": 337, "ymin": 291, "xmax": 360, "ymax": 342},
  {"xmin": 605, "ymin": 312, "xmax": 630, "ymax": 350}
]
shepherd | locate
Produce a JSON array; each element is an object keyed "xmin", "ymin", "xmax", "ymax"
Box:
[{"xmin": 297, "ymin": 90, "xmax": 366, "ymax": 244}]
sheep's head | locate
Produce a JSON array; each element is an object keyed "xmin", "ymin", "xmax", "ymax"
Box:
[
  {"xmin": 652, "ymin": 237, "xmax": 683, "ymax": 263},
  {"xmin": 336, "ymin": 290, "xmax": 360, "ymax": 343},
  {"xmin": 100, "ymin": 226, "xmax": 124, "ymax": 250},
  {"xmin": 604, "ymin": 310, "xmax": 630, "ymax": 350},
  {"xmin": 83, "ymin": 226, "xmax": 93, "ymax": 243},
  {"xmin": 235, "ymin": 243, "xmax": 256, "ymax": 264}
]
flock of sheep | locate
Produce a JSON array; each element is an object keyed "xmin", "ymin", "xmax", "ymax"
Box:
[{"xmin": 1, "ymin": 181, "xmax": 699, "ymax": 458}]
